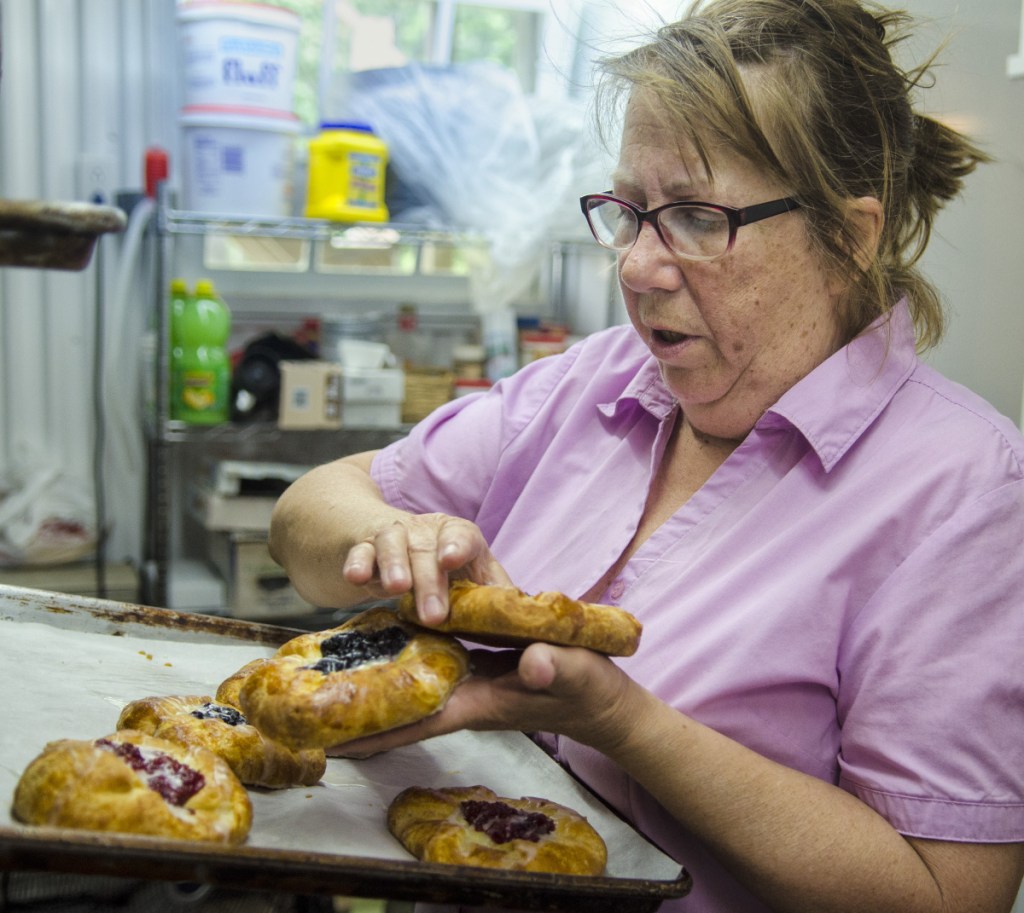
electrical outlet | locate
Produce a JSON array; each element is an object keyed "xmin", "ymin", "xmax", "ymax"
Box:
[{"xmin": 75, "ymin": 154, "xmax": 117, "ymax": 204}]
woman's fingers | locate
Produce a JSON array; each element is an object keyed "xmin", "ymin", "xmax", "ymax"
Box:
[
  {"xmin": 406, "ymin": 523, "xmax": 454, "ymax": 625},
  {"xmin": 341, "ymin": 540, "xmax": 380, "ymax": 586},
  {"xmin": 327, "ymin": 714, "xmax": 449, "ymax": 759},
  {"xmin": 509, "ymin": 644, "xmax": 638, "ymax": 752},
  {"xmin": 372, "ymin": 520, "xmax": 418, "ymax": 592},
  {"xmin": 518, "ymin": 642, "xmax": 559, "ymax": 690},
  {"xmin": 340, "ymin": 512, "xmax": 512, "ymax": 626},
  {"xmin": 329, "ymin": 645, "xmax": 633, "ymax": 761}
]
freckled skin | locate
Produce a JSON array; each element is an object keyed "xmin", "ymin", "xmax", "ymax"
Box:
[{"xmin": 614, "ymin": 92, "xmax": 843, "ymax": 442}]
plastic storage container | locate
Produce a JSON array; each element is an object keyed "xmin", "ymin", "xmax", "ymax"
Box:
[
  {"xmin": 177, "ymin": 1, "xmax": 300, "ymax": 113},
  {"xmin": 171, "ymin": 279, "xmax": 231, "ymax": 424},
  {"xmin": 180, "ymin": 105, "xmax": 300, "ymax": 215},
  {"xmin": 304, "ymin": 122, "xmax": 389, "ymax": 223}
]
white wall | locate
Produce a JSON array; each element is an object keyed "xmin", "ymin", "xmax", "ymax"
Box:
[{"xmin": 905, "ymin": 0, "xmax": 1024, "ymax": 429}]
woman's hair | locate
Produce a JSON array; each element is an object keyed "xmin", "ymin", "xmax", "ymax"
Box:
[{"xmin": 594, "ymin": 0, "xmax": 989, "ymax": 350}]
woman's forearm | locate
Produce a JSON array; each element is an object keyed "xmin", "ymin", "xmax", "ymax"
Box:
[
  {"xmin": 604, "ymin": 686, "xmax": 1021, "ymax": 913},
  {"xmin": 268, "ymin": 451, "xmax": 402, "ymax": 608}
]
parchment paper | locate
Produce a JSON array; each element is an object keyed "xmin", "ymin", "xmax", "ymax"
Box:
[{"xmin": 0, "ymin": 599, "xmax": 680, "ymax": 882}]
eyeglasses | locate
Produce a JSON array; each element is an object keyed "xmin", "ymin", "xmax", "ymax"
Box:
[{"xmin": 580, "ymin": 192, "xmax": 801, "ymax": 261}]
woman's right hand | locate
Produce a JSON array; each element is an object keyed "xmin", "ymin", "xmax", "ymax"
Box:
[
  {"xmin": 268, "ymin": 451, "xmax": 511, "ymax": 624},
  {"xmin": 342, "ymin": 511, "xmax": 512, "ymax": 625}
]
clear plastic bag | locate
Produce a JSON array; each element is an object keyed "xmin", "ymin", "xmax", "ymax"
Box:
[
  {"xmin": 0, "ymin": 464, "xmax": 97, "ymax": 566},
  {"xmin": 344, "ymin": 62, "xmax": 607, "ymax": 312}
]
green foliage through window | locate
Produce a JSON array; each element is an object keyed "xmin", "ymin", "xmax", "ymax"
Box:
[{"xmin": 266, "ymin": 0, "xmax": 543, "ymax": 126}]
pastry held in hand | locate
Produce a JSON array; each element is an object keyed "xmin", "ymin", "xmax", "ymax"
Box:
[
  {"xmin": 398, "ymin": 579, "xmax": 642, "ymax": 656},
  {"xmin": 117, "ymin": 694, "xmax": 326, "ymax": 789},
  {"xmin": 239, "ymin": 606, "xmax": 470, "ymax": 750},
  {"xmin": 387, "ymin": 784, "xmax": 608, "ymax": 875},
  {"xmin": 12, "ymin": 729, "xmax": 252, "ymax": 844}
]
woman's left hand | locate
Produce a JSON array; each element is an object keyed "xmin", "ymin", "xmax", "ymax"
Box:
[
  {"xmin": 327, "ymin": 642, "xmax": 641, "ymax": 758},
  {"xmin": 329, "ymin": 639, "xmax": 1024, "ymax": 913}
]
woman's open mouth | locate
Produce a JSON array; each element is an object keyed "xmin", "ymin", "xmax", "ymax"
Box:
[{"xmin": 652, "ymin": 328, "xmax": 691, "ymax": 345}]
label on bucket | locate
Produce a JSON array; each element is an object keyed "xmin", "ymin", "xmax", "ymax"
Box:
[
  {"xmin": 221, "ymin": 37, "xmax": 286, "ymax": 91},
  {"xmin": 179, "ymin": 5, "xmax": 299, "ymax": 113},
  {"xmin": 181, "ymin": 111, "xmax": 299, "ymax": 217}
]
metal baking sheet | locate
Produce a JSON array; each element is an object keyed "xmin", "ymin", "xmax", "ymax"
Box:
[{"xmin": 0, "ymin": 585, "xmax": 691, "ymax": 911}]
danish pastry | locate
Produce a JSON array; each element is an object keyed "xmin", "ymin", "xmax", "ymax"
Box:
[
  {"xmin": 117, "ymin": 695, "xmax": 326, "ymax": 789},
  {"xmin": 398, "ymin": 579, "xmax": 642, "ymax": 656},
  {"xmin": 387, "ymin": 784, "xmax": 607, "ymax": 875},
  {"xmin": 215, "ymin": 657, "xmax": 274, "ymax": 710},
  {"xmin": 12, "ymin": 729, "xmax": 252, "ymax": 844},
  {"xmin": 238, "ymin": 606, "xmax": 470, "ymax": 750}
]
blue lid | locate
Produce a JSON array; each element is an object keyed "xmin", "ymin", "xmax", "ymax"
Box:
[{"xmin": 321, "ymin": 120, "xmax": 374, "ymax": 133}]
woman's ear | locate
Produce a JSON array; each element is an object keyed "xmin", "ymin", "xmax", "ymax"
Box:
[{"xmin": 846, "ymin": 195, "xmax": 884, "ymax": 271}]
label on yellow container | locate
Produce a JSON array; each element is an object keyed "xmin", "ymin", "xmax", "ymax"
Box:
[{"xmin": 304, "ymin": 121, "xmax": 389, "ymax": 223}]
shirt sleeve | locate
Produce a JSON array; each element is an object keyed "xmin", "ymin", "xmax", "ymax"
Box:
[
  {"xmin": 370, "ymin": 342, "xmax": 581, "ymax": 538},
  {"xmin": 837, "ymin": 478, "xmax": 1024, "ymax": 841},
  {"xmin": 371, "ymin": 389, "xmax": 503, "ymax": 520}
]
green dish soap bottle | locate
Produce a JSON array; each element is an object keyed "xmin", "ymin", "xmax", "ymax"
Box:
[
  {"xmin": 168, "ymin": 278, "xmax": 190, "ymax": 416},
  {"xmin": 172, "ymin": 278, "xmax": 231, "ymax": 424}
]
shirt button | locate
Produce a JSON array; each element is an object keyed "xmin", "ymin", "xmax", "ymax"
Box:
[{"xmin": 608, "ymin": 579, "xmax": 625, "ymax": 599}]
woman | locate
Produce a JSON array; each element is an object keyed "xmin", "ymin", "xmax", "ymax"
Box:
[{"xmin": 269, "ymin": 1, "xmax": 1024, "ymax": 909}]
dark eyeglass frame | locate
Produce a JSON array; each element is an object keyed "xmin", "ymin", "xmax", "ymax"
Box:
[{"xmin": 579, "ymin": 192, "xmax": 802, "ymax": 261}]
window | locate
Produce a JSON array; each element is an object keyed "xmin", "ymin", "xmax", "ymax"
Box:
[{"xmin": 268, "ymin": 0, "xmax": 559, "ymax": 127}]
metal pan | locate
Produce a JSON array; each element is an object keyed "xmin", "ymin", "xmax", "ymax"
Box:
[{"xmin": 0, "ymin": 585, "xmax": 691, "ymax": 912}]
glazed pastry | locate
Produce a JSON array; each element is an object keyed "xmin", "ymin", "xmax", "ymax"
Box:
[
  {"xmin": 239, "ymin": 606, "xmax": 470, "ymax": 750},
  {"xmin": 398, "ymin": 579, "xmax": 643, "ymax": 656},
  {"xmin": 12, "ymin": 729, "xmax": 252, "ymax": 844},
  {"xmin": 387, "ymin": 784, "xmax": 608, "ymax": 874},
  {"xmin": 117, "ymin": 694, "xmax": 325, "ymax": 789},
  {"xmin": 215, "ymin": 656, "xmax": 274, "ymax": 710}
]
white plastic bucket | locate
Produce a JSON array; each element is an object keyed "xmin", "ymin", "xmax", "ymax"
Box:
[
  {"xmin": 177, "ymin": 1, "xmax": 300, "ymax": 114},
  {"xmin": 179, "ymin": 106, "xmax": 301, "ymax": 216}
]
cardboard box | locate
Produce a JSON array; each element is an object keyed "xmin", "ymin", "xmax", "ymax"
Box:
[
  {"xmin": 207, "ymin": 459, "xmax": 309, "ymax": 496},
  {"xmin": 278, "ymin": 360, "xmax": 342, "ymax": 430},
  {"xmin": 343, "ymin": 401, "xmax": 402, "ymax": 426},
  {"xmin": 190, "ymin": 460, "xmax": 312, "ymax": 533},
  {"xmin": 190, "ymin": 485, "xmax": 276, "ymax": 532},
  {"xmin": 343, "ymin": 366, "xmax": 404, "ymax": 401},
  {"xmin": 342, "ymin": 366, "xmax": 404, "ymax": 427},
  {"xmin": 209, "ymin": 531, "xmax": 315, "ymax": 620}
]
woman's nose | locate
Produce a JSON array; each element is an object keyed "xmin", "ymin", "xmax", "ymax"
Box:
[{"xmin": 618, "ymin": 222, "xmax": 683, "ymax": 292}]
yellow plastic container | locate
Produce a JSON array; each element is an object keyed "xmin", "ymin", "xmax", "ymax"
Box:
[{"xmin": 304, "ymin": 121, "xmax": 389, "ymax": 223}]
